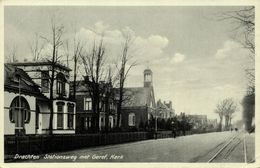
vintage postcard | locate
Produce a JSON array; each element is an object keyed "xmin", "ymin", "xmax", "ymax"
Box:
[{"xmin": 0, "ymin": 0, "xmax": 259, "ymax": 168}]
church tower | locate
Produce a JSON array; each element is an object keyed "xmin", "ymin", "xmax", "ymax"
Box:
[{"xmin": 144, "ymin": 68, "xmax": 153, "ymax": 87}]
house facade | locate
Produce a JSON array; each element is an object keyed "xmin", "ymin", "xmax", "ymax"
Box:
[
  {"xmin": 4, "ymin": 64, "xmax": 49, "ymax": 135},
  {"xmin": 73, "ymin": 79, "xmax": 117, "ymax": 133},
  {"xmin": 121, "ymin": 68, "xmax": 156, "ymax": 130},
  {"xmin": 7, "ymin": 62, "xmax": 76, "ymax": 134},
  {"xmin": 186, "ymin": 114, "xmax": 208, "ymax": 129},
  {"xmin": 156, "ymin": 100, "xmax": 175, "ymax": 119}
]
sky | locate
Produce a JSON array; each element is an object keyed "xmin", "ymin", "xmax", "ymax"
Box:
[{"xmin": 4, "ymin": 6, "xmax": 254, "ymax": 121}]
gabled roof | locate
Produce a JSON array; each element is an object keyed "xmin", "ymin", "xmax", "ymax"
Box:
[
  {"xmin": 4, "ymin": 64, "xmax": 48, "ymax": 100},
  {"xmin": 121, "ymin": 87, "xmax": 155, "ymax": 108}
]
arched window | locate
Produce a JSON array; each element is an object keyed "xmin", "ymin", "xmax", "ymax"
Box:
[
  {"xmin": 128, "ymin": 113, "xmax": 136, "ymax": 126},
  {"xmin": 9, "ymin": 96, "xmax": 31, "ymax": 126}
]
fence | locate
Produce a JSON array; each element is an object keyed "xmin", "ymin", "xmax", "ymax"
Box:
[
  {"xmin": 5, "ymin": 129, "xmax": 218, "ymax": 160},
  {"xmin": 4, "ymin": 132, "xmax": 153, "ymax": 157}
]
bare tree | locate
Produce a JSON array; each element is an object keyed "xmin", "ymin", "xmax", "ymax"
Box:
[
  {"xmin": 29, "ymin": 33, "xmax": 44, "ymax": 61},
  {"xmin": 72, "ymin": 37, "xmax": 83, "ymax": 99},
  {"xmin": 103, "ymin": 67, "xmax": 115, "ymax": 132},
  {"xmin": 80, "ymin": 38, "xmax": 106, "ymax": 132},
  {"xmin": 6, "ymin": 44, "xmax": 17, "ymax": 63},
  {"xmin": 218, "ymin": 7, "xmax": 255, "ymax": 132},
  {"xmin": 218, "ymin": 7, "xmax": 255, "ymax": 94},
  {"xmin": 115, "ymin": 34, "xmax": 137, "ymax": 129},
  {"xmin": 41, "ymin": 17, "xmax": 65, "ymax": 135},
  {"xmin": 215, "ymin": 98, "xmax": 237, "ymax": 131}
]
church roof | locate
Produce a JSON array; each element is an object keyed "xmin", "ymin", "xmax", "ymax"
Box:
[{"xmin": 121, "ymin": 87, "xmax": 155, "ymax": 107}]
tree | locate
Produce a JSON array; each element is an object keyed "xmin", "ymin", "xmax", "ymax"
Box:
[
  {"xmin": 29, "ymin": 33, "xmax": 44, "ymax": 61},
  {"xmin": 71, "ymin": 37, "xmax": 83, "ymax": 99},
  {"xmin": 218, "ymin": 7, "xmax": 255, "ymax": 94},
  {"xmin": 116, "ymin": 33, "xmax": 137, "ymax": 128},
  {"xmin": 103, "ymin": 67, "xmax": 118, "ymax": 133},
  {"xmin": 215, "ymin": 98, "xmax": 237, "ymax": 131},
  {"xmin": 179, "ymin": 113, "xmax": 192, "ymax": 135},
  {"xmin": 6, "ymin": 44, "xmax": 17, "ymax": 63},
  {"xmin": 218, "ymin": 7, "xmax": 255, "ymax": 131},
  {"xmin": 41, "ymin": 17, "xmax": 65, "ymax": 135},
  {"xmin": 80, "ymin": 38, "xmax": 106, "ymax": 132},
  {"xmin": 242, "ymin": 93, "xmax": 255, "ymax": 132}
]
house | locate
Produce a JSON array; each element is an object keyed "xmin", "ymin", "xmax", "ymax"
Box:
[
  {"xmin": 120, "ymin": 68, "xmax": 156, "ymax": 130},
  {"xmin": 186, "ymin": 114, "xmax": 208, "ymax": 129},
  {"xmin": 207, "ymin": 119, "xmax": 218, "ymax": 129},
  {"xmin": 156, "ymin": 100, "xmax": 175, "ymax": 119},
  {"xmin": 7, "ymin": 62, "xmax": 76, "ymax": 134},
  {"xmin": 4, "ymin": 64, "xmax": 48, "ymax": 135},
  {"xmin": 73, "ymin": 79, "xmax": 117, "ymax": 133}
]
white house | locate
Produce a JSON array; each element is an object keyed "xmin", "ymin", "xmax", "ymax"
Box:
[
  {"xmin": 6, "ymin": 62, "xmax": 76, "ymax": 135},
  {"xmin": 4, "ymin": 64, "xmax": 49, "ymax": 135}
]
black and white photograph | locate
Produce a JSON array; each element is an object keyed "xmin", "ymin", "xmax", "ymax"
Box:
[{"xmin": 1, "ymin": 1, "xmax": 257, "ymax": 165}]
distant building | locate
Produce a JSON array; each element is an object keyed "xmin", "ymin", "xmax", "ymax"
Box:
[
  {"xmin": 186, "ymin": 114, "xmax": 208, "ymax": 129},
  {"xmin": 156, "ymin": 100, "xmax": 175, "ymax": 119},
  {"xmin": 207, "ymin": 119, "xmax": 218, "ymax": 129},
  {"xmin": 120, "ymin": 68, "xmax": 156, "ymax": 129},
  {"xmin": 6, "ymin": 62, "xmax": 76, "ymax": 134}
]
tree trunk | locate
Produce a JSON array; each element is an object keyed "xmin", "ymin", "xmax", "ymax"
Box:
[
  {"xmin": 104, "ymin": 94, "xmax": 110, "ymax": 133},
  {"xmin": 219, "ymin": 116, "xmax": 223, "ymax": 131},
  {"xmin": 117, "ymin": 86, "xmax": 123, "ymax": 129},
  {"xmin": 48, "ymin": 72, "xmax": 54, "ymax": 135},
  {"xmin": 225, "ymin": 116, "xmax": 229, "ymax": 130},
  {"xmin": 73, "ymin": 58, "xmax": 77, "ymax": 99}
]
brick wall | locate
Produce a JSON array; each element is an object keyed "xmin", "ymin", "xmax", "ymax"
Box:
[{"xmin": 121, "ymin": 106, "xmax": 148, "ymax": 129}]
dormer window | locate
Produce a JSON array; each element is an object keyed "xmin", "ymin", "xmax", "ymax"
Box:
[{"xmin": 12, "ymin": 74, "xmax": 20, "ymax": 83}]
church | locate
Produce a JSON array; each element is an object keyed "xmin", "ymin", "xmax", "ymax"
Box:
[{"xmin": 121, "ymin": 68, "xmax": 156, "ymax": 130}]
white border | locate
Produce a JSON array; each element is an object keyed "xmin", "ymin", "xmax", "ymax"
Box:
[{"xmin": 0, "ymin": 0, "xmax": 259, "ymax": 168}]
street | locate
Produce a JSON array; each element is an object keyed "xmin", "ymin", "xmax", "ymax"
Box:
[{"xmin": 26, "ymin": 131, "xmax": 254, "ymax": 162}]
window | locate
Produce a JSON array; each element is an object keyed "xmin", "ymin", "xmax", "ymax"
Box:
[
  {"xmin": 41, "ymin": 71, "xmax": 49, "ymax": 93},
  {"xmin": 85, "ymin": 117, "xmax": 92, "ymax": 129},
  {"xmin": 67, "ymin": 103, "xmax": 74, "ymax": 129},
  {"xmin": 110, "ymin": 103, "xmax": 113, "ymax": 110},
  {"xmin": 84, "ymin": 98, "xmax": 92, "ymax": 111},
  {"xmin": 56, "ymin": 73, "xmax": 66, "ymax": 97},
  {"xmin": 9, "ymin": 96, "xmax": 31, "ymax": 126},
  {"xmin": 128, "ymin": 113, "xmax": 136, "ymax": 126},
  {"xmin": 57, "ymin": 103, "xmax": 64, "ymax": 129}
]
